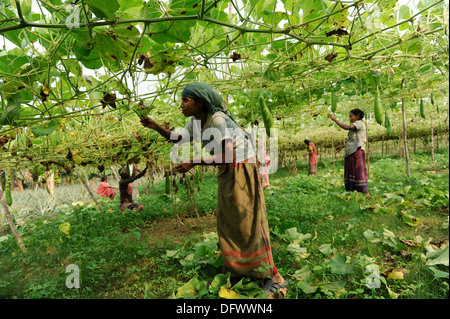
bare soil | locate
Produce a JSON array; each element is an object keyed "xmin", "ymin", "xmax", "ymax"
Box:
[{"xmin": 142, "ymin": 214, "xmax": 217, "ymax": 244}]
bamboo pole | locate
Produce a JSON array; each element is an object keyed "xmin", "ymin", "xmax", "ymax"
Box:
[
  {"xmin": 400, "ymin": 78, "xmax": 411, "ymax": 177},
  {"xmin": 0, "ymin": 183, "xmax": 27, "ymax": 252},
  {"xmin": 110, "ymin": 166, "xmax": 120, "ymax": 181},
  {"xmin": 436, "ymin": 122, "xmax": 439, "ymax": 151},
  {"xmin": 331, "ymin": 136, "xmax": 335, "ymax": 171}
]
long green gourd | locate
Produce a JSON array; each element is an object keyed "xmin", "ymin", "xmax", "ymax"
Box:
[
  {"xmin": 258, "ymin": 95, "xmax": 275, "ymax": 137},
  {"xmin": 374, "ymin": 89, "xmax": 383, "ymax": 125}
]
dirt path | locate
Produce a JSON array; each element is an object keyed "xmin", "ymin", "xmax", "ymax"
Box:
[{"xmin": 142, "ymin": 214, "xmax": 217, "ymax": 244}]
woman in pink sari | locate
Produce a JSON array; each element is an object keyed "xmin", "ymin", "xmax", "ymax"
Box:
[
  {"xmin": 96, "ymin": 176, "xmax": 118, "ymax": 199},
  {"xmin": 304, "ymin": 139, "xmax": 318, "ymax": 175},
  {"xmin": 258, "ymin": 150, "xmax": 271, "ymax": 188}
]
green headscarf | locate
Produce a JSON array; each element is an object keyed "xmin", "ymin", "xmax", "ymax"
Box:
[
  {"xmin": 181, "ymin": 82, "xmax": 234, "ymax": 120},
  {"xmin": 182, "ymin": 82, "xmax": 254, "ymax": 146}
]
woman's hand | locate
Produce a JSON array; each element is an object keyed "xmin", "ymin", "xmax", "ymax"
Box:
[
  {"xmin": 175, "ymin": 162, "xmax": 195, "ymax": 173},
  {"xmin": 140, "ymin": 116, "xmax": 158, "ymax": 129},
  {"xmin": 328, "ymin": 113, "xmax": 336, "ymax": 121},
  {"xmin": 335, "ymin": 145, "xmax": 344, "ymax": 153}
]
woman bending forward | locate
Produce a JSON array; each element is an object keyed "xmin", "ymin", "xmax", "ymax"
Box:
[{"xmin": 140, "ymin": 82, "xmax": 286, "ymax": 296}]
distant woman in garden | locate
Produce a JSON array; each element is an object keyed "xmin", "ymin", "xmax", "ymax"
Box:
[
  {"xmin": 96, "ymin": 176, "xmax": 118, "ymax": 199},
  {"xmin": 328, "ymin": 109, "xmax": 368, "ymax": 194},
  {"xmin": 303, "ymin": 139, "xmax": 318, "ymax": 175},
  {"xmin": 118, "ymin": 165, "xmax": 148, "ymax": 211},
  {"xmin": 258, "ymin": 148, "xmax": 271, "ymax": 188},
  {"xmin": 140, "ymin": 82, "xmax": 287, "ymax": 298}
]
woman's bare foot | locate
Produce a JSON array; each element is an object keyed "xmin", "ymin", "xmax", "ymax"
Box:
[
  {"xmin": 271, "ymin": 272, "xmax": 286, "ymax": 286},
  {"xmin": 266, "ymin": 273, "xmax": 288, "ymax": 299}
]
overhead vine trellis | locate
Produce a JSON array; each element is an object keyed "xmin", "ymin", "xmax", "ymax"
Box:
[{"xmin": 0, "ymin": 0, "xmax": 448, "ymax": 172}]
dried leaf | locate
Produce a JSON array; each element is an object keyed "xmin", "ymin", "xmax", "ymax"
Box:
[
  {"xmin": 324, "ymin": 52, "xmax": 338, "ymax": 62},
  {"xmin": 40, "ymin": 83, "xmax": 50, "ymax": 102},
  {"xmin": 325, "ymin": 27, "xmax": 349, "ymax": 37},
  {"xmin": 218, "ymin": 287, "xmax": 239, "ymax": 299},
  {"xmin": 387, "ymin": 268, "xmax": 407, "ymax": 280},
  {"xmin": 229, "ymin": 51, "xmax": 242, "ymax": 61},
  {"xmin": 101, "ymin": 93, "xmax": 117, "ymax": 109}
]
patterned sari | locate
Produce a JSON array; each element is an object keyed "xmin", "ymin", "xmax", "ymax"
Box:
[
  {"xmin": 344, "ymin": 148, "xmax": 368, "ymax": 193},
  {"xmin": 216, "ymin": 160, "xmax": 275, "ymax": 279}
]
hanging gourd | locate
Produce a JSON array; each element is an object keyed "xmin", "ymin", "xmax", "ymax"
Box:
[
  {"xmin": 258, "ymin": 95, "xmax": 275, "ymax": 137},
  {"xmin": 384, "ymin": 112, "xmax": 391, "ymax": 136},
  {"xmin": 374, "ymin": 89, "xmax": 383, "ymax": 125},
  {"xmin": 419, "ymin": 98, "xmax": 426, "ymax": 118},
  {"xmin": 331, "ymin": 91, "xmax": 337, "ymax": 112},
  {"xmin": 4, "ymin": 173, "xmax": 12, "ymax": 206}
]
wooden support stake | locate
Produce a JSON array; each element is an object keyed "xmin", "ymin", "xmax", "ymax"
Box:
[
  {"xmin": 331, "ymin": 136, "xmax": 335, "ymax": 171},
  {"xmin": 74, "ymin": 169, "xmax": 102, "ymax": 211},
  {"xmin": 431, "ymin": 116, "xmax": 435, "ymax": 161},
  {"xmin": 401, "ymin": 78, "xmax": 410, "ymax": 177},
  {"xmin": 0, "ymin": 183, "xmax": 27, "ymax": 252},
  {"xmin": 110, "ymin": 166, "xmax": 120, "ymax": 181}
]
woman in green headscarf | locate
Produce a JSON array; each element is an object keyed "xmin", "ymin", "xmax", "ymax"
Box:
[{"xmin": 140, "ymin": 82, "xmax": 287, "ymax": 297}]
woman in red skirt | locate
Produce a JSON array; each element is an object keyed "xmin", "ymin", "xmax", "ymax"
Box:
[
  {"xmin": 328, "ymin": 109, "xmax": 368, "ymax": 194},
  {"xmin": 304, "ymin": 139, "xmax": 318, "ymax": 175}
]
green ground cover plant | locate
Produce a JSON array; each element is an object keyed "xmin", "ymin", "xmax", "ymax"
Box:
[{"xmin": 0, "ymin": 149, "xmax": 447, "ymax": 299}]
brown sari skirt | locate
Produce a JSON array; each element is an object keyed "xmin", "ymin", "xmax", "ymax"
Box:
[{"xmin": 216, "ymin": 161, "xmax": 274, "ymax": 279}]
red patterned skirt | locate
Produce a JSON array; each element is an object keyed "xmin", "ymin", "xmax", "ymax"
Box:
[{"xmin": 344, "ymin": 148, "xmax": 368, "ymax": 194}]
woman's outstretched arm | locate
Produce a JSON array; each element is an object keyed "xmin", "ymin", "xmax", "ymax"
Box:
[
  {"xmin": 140, "ymin": 116, "xmax": 182, "ymax": 143},
  {"xmin": 328, "ymin": 113, "xmax": 355, "ymax": 130}
]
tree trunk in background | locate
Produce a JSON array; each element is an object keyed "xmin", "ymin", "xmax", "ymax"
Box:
[{"xmin": 46, "ymin": 171, "xmax": 55, "ymax": 197}]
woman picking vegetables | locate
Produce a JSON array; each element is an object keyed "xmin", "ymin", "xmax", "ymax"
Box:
[
  {"xmin": 140, "ymin": 82, "xmax": 287, "ymax": 298},
  {"xmin": 96, "ymin": 176, "xmax": 118, "ymax": 199},
  {"xmin": 118, "ymin": 165, "xmax": 148, "ymax": 211},
  {"xmin": 328, "ymin": 109, "xmax": 369, "ymax": 194}
]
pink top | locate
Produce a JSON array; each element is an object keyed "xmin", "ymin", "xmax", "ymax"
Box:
[
  {"xmin": 97, "ymin": 182, "xmax": 116, "ymax": 198},
  {"xmin": 308, "ymin": 143, "xmax": 318, "ymax": 165}
]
